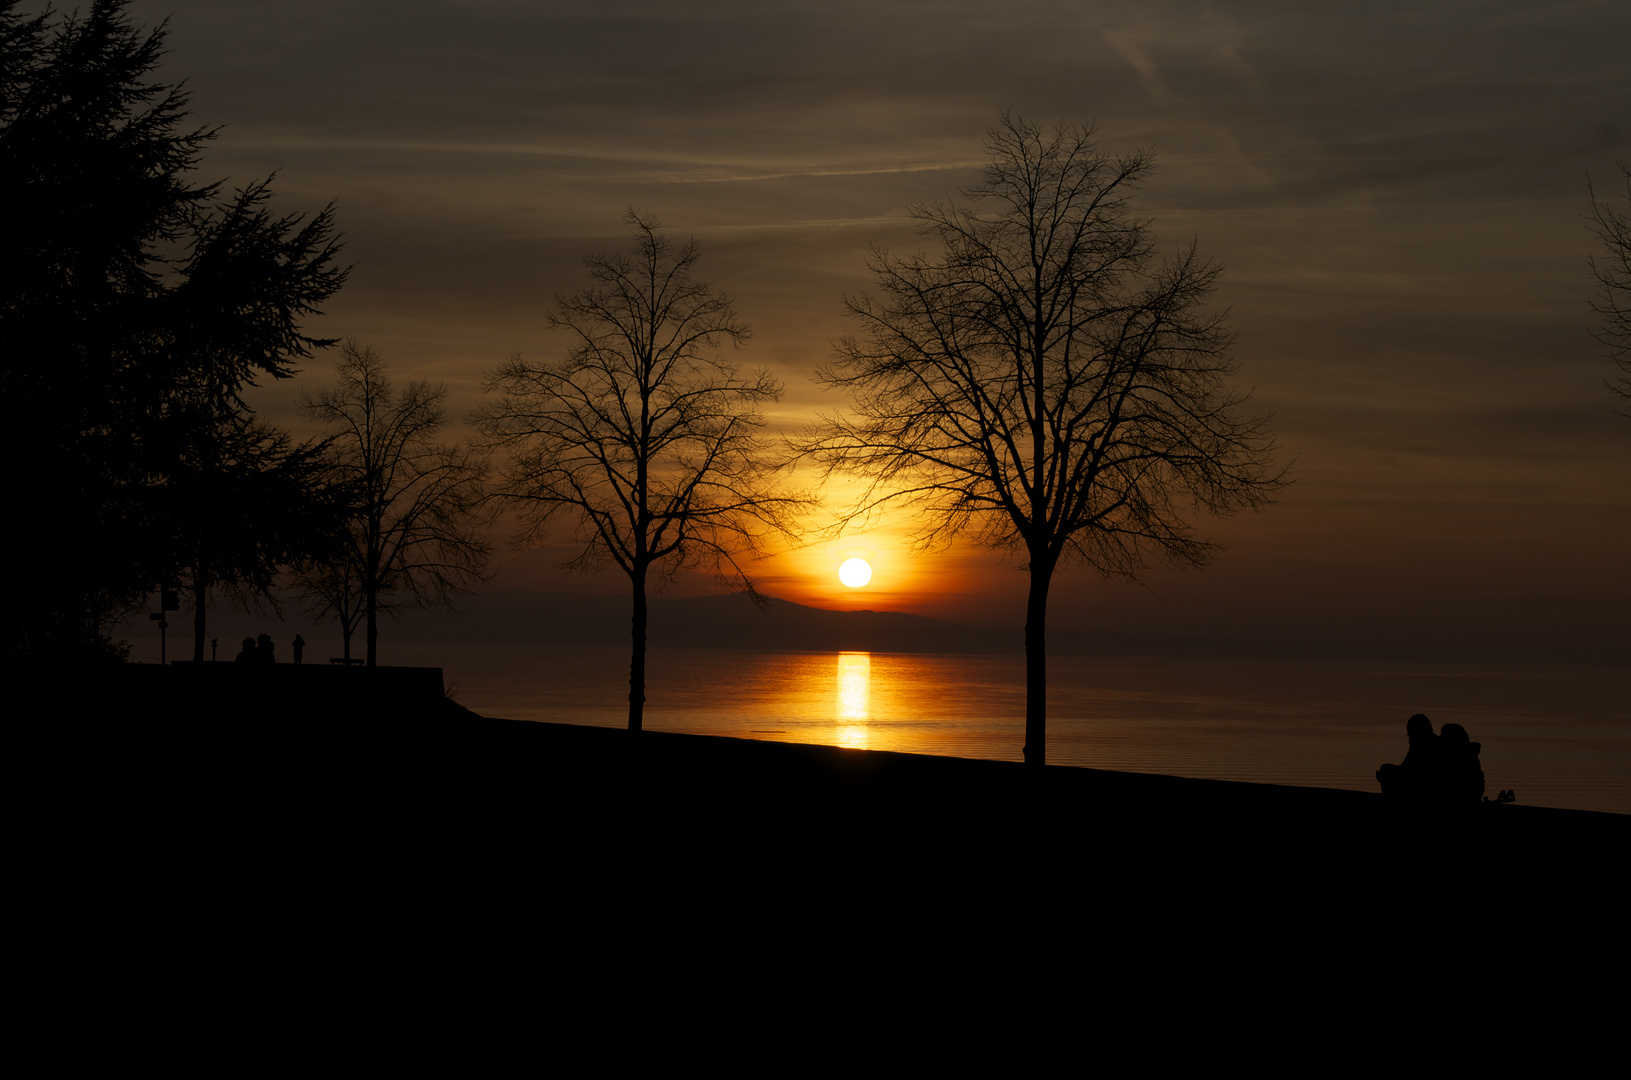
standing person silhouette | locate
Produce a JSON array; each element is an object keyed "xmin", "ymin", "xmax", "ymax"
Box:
[{"xmin": 292, "ymin": 634, "xmax": 306, "ymax": 664}]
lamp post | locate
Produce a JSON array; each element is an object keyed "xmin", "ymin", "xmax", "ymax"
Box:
[{"xmin": 150, "ymin": 586, "xmax": 180, "ymax": 664}]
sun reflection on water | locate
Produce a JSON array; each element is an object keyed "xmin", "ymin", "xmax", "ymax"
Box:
[{"xmin": 836, "ymin": 651, "xmax": 870, "ymax": 748}]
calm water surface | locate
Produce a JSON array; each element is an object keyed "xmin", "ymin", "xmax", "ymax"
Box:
[{"xmin": 392, "ymin": 643, "xmax": 1629, "ymax": 815}]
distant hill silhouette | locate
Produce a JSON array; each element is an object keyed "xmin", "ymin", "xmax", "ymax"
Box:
[{"xmin": 408, "ymin": 588, "xmax": 1273, "ymax": 658}]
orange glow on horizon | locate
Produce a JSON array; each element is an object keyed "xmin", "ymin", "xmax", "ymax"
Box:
[
  {"xmin": 738, "ymin": 490, "xmax": 1018, "ymax": 617},
  {"xmin": 766, "ymin": 529, "xmax": 919, "ymax": 610}
]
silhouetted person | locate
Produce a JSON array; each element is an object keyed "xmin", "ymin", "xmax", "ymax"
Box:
[
  {"xmin": 1376, "ymin": 713, "xmax": 1485, "ymax": 804},
  {"xmin": 210, "ymin": 637, "xmax": 218, "ymax": 662},
  {"xmin": 1438, "ymin": 723, "xmax": 1486, "ymax": 803},
  {"xmin": 255, "ymin": 634, "xmax": 276, "ymax": 664},
  {"xmin": 292, "ymin": 634, "xmax": 305, "ymax": 664},
  {"xmin": 1376, "ymin": 713, "xmax": 1438, "ymax": 797},
  {"xmin": 235, "ymin": 637, "xmax": 256, "ymax": 663}
]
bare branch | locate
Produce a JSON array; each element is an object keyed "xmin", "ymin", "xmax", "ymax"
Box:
[
  {"xmin": 471, "ymin": 210, "xmax": 812, "ymax": 729},
  {"xmin": 297, "ymin": 339, "xmax": 493, "ymax": 663},
  {"xmin": 1588, "ymin": 161, "xmax": 1631, "ymax": 409},
  {"xmin": 797, "ymin": 113, "xmax": 1287, "ymax": 765}
]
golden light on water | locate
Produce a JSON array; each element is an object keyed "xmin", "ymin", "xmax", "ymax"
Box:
[
  {"xmin": 835, "ymin": 651, "xmax": 870, "ymax": 749},
  {"xmin": 837, "ymin": 652, "xmax": 870, "ymax": 718},
  {"xmin": 838, "ymin": 558, "xmax": 872, "ymax": 587}
]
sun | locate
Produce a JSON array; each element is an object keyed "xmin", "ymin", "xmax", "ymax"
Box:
[{"xmin": 838, "ymin": 558, "xmax": 872, "ymax": 588}]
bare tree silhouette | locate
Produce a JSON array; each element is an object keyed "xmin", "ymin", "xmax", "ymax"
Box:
[
  {"xmin": 803, "ymin": 113, "xmax": 1286, "ymax": 765},
  {"xmin": 295, "ymin": 545, "xmax": 366, "ymax": 663},
  {"xmin": 473, "ymin": 211, "xmax": 807, "ymax": 731},
  {"xmin": 1588, "ymin": 161, "xmax": 1631, "ymax": 409},
  {"xmin": 300, "ymin": 341, "xmax": 492, "ymax": 666}
]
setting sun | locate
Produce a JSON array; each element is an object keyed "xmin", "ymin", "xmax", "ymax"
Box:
[{"xmin": 838, "ymin": 558, "xmax": 872, "ymax": 588}]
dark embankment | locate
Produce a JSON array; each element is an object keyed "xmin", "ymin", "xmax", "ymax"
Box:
[
  {"xmin": 85, "ymin": 663, "xmax": 1624, "ymax": 907},
  {"xmin": 53, "ymin": 661, "xmax": 1616, "ymax": 1023}
]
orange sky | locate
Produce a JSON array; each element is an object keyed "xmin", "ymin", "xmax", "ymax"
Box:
[{"xmin": 119, "ymin": 0, "xmax": 1630, "ymax": 664}]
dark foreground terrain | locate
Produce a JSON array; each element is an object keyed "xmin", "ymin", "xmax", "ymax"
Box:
[
  {"xmin": 53, "ymin": 657, "xmax": 1627, "ymax": 1042},
  {"xmin": 49, "ymin": 661, "xmax": 1621, "ymax": 1053},
  {"xmin": 90, "ymin": 663, "xmax": 1624, "ymax": 900}
]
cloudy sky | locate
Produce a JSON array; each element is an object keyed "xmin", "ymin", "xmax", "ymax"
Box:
[{"xmin": 122, "ymin": 0, "xmax": 1629, "ymax": 661}]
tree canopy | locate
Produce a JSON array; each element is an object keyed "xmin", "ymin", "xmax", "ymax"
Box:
[
  {"xmin": 804, "ymin": 113, "xmax": 1285, "ymax": 764},
  {"xmin": 0, "ymin": 1, "xmax": 347, "ymax": 665},
  {"xmin": 474, "ymin": 211, "xmax": 806, "ymax": 729},
  {"xmin": 301, "ymin": 341, "xmax": 492, "ymax": 666}
]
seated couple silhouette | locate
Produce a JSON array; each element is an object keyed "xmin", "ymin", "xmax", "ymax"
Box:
[{"xmin": 1377, "ymin": 713, "xmax": 1511, "ymax": 804}]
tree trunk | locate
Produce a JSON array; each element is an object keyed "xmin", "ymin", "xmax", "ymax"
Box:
[
  {"xmin": 628, "ymin": 565, "xmax": 648, "ymax": 732},
  {"xmin": 1023, "ymin": 556, "xmax": 1055, "ymax": 767},
  {"xmin": 192, "ymin": 560, "xmax": 207, "ymax": 662}
]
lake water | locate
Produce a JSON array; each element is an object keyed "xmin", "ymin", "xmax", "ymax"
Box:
[{"xmin": 389, "ymin": 643, "xmax": 1630, "ymax": 816}]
